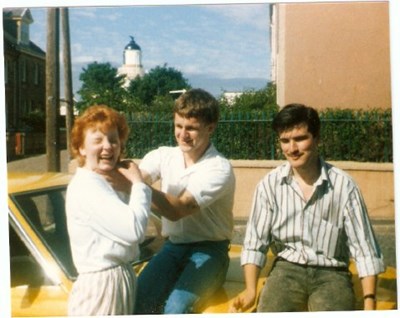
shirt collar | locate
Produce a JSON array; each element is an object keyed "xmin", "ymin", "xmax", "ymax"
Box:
[
  {"xmin": 196, "ymin": 143, "xmax": 216, "ymax": 162},
  {"xmin": 179, "ymin": 143, "xmax": 216, "ymax": 173},
  {"xmin": 280, "ymin": 157, "xmax": 333, "ymax": 188},
  {"xmin": 319, "ymin": 158, "xmax": 334, "ymax": 188}
]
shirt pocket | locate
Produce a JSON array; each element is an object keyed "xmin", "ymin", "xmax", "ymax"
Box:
[{"xmin": 312, "ymin": 219, "xmax": 340, "ymax": 259}]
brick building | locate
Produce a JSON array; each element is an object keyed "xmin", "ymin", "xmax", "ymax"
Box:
[{"xmin": 3, "ymin": 8, "xmax": 46, "ymax": 158}]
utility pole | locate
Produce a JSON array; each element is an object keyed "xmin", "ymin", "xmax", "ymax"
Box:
[
  {"xmin": 61, "ymin": 8, "xmax": 74, "ymax": 160},
  {"xmin": 46, "ymin": 8, "xmax": 60, "ymax": 172}
]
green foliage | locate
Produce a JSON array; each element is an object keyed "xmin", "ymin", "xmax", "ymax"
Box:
[
  {"xmin": 319, "ymin": 108, "xmax": 392, "ymax": 162},
  {"xmin": 125, "ymin": 84, "xmax": 279, "ymax": 159},
  {"xmin": 220, "ymin": 82, "xmax": 278, "ymax": 113},
  {"xmin": 150, "ymin": 95, "xmax": 175, "ymax": 112},
  {"xmin": 125, "ymin": 107, "xmax": 392, "ymax": 162},
  {"xmin": 125, "ymin": 112, "xmax": 174, "ymax": 158},
  {"xmin": 74, "ymin": 62, "xmax": 391, "ymax": 162},
  {"xmin": 76, "ymin": 62, "xmax": 191, "ymax": 113},
  {"xmin": 127, "ymin": 64, "xmax": 191, "ymax": 109},
  {"xmin": 76, "ymin": 62, "xmax": 127, "ymax": 112},
  {"xmin": 214, "ymin": 110, "xmax": 278, "ymax": 160}
]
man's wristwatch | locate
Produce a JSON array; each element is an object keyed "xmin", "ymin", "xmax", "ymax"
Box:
[{"xmin": 363, "ymin": 294, "xmax": 376, "ymax": 301}]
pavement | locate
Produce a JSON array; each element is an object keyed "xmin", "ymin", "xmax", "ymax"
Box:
[
  {"xmin": 7, "ymin": 151, "xmax": 397, "ymax": 268},
  {"xmin": 7, "ymin": 149, "xmax": 71, "ymax": 173}
]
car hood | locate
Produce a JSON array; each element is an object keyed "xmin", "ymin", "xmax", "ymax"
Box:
[{"xmin": 8, "ymin": 171, "xmax": 72, "ymax": 194}]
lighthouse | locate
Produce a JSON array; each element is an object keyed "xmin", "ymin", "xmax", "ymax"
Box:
[{"xmin": 118, "ymin": 36, "xmax": 145, "ymax": 88}]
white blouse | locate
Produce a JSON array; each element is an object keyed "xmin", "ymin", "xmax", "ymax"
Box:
[{"xmin": 66, "ymin": 167, "xmax": 151, "ymax": 273}]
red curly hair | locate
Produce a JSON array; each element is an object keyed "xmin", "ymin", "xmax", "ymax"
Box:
[{"xmin": 70, "ymin": 105, "xmax": 130, "ymax": 167}]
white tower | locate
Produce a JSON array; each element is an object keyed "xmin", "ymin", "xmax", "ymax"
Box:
[{"xmin": 118, "ymin": 36, "xmax": 145, "ymax": 88}]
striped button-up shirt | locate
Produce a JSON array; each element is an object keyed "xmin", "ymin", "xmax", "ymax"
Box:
[{"xmin": 241, "ymin": 159, "xmax": 385, "ymax": 278}]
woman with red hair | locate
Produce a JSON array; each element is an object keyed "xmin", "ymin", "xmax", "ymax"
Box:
[{"xmin": 66, "ymin": 105, "xmax": 151, "ymax": 315}]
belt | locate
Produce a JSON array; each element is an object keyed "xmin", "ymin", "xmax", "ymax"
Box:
[{"xmin": 276, "ymin": 257, "xmax": 349, "ymax": 272}]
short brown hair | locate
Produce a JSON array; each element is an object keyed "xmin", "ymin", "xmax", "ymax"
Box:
[
  {"xmin": 272, "ymin": 103, "xmax": 321, "ymax": 138},
  {"xmin": 70, "ymin": 105, "xmax": 129, "ymax": 167},
  {"xmin": 174, "ymin": 88, "xmax": 219, "ymax": 125}
]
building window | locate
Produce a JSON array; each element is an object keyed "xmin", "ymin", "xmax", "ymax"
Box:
[
  {"xmin": 34, "ymin": 63, "xmax": 39, "ymax": 85},
  {"xmin": 21, "ymin": 23, "xmax": 29, "ymax": 45},
  {"xmin": 21, "ymin": 59, "xmax": 27, "ymax": 83}
]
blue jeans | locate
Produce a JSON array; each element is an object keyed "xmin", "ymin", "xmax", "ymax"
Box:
[
  {"xmin": 257, "ymin": 259, "xmax": 355, "ymax": 312},
  {"xmin": 135, "ymin": 239, "xmax": 230, "ymax": 314}
]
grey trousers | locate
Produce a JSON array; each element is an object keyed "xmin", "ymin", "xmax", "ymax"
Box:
[{"xmin": 257, "ymin": 259, "xmax": 355, "ymax": 312}]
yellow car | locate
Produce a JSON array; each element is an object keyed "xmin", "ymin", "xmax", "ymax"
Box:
[
  {"xmin": 8, "ymin": 172, "xmax": 397, "ymax": 316},
  {"xmin": 8, "ymin": 171, "xmax": 164, "ymax": 316}
]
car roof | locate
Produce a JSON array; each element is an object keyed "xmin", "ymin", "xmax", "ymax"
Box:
[{"xmin": 7, "ymin": 171, "xmax": 72, "ymax": 195}]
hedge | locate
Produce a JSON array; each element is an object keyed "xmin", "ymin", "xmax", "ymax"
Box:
[{"xmin": 125, "ymin": 108, "xmax": 392, "ymax": 162}]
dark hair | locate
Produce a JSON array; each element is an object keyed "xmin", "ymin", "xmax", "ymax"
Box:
[
  {"xmin": 70, "ymin": 105, "xmax": 129, "ymax": 167},
  {"xmin": 272, "ymin": 103, "xmax": 320, "ymax": 137},
  {"xmin": 174, "ymin": 88, "xmax": 219, "ymax": 125}
]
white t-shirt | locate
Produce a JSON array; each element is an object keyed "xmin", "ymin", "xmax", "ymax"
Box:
[
  {"xmin": 66, "ymin": 167, "xmax": 151, "ymax": 273},
  {"xmin": 139, "ymin": 145, "xmax": 235, "ymax": 243}
]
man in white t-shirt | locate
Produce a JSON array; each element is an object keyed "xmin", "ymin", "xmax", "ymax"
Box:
[{"xmin": 135, "ymin": 88, "xmax": 235, "ymax": 314}]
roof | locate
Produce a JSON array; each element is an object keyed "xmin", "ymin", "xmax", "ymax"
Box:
[
  {"xmin": 3, "ymin": 8, "xmax": 33, "ymax": 23},
  {"xmin": 3, "ymin": 32, "xmax": 46, "ymax": 58},
  {"xmin": 3, "ymin": 8, "xmax": 45, "ymax": 59},
  {"xmin": 125, "ymin": 35, "xmax": 141, "ymax": 50}
]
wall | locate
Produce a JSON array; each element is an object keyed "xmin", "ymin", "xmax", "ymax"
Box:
[
  {"xmin": 272, "ymin": 1, "xmax": 391, "ymax": 110},
  {"xmin": 231, "ymin": 160, "xmax": 394, "ymax": 221},
  {"xmin": 67, "ymin": 159, "xmax": 395, "ymax": 222},
  {"xmin": 6, "ymin": 130, "xmax": 67, "ymax": 160}
]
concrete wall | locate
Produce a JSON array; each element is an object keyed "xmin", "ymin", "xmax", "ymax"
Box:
[
  {"xmin": 271, "ymin": 1, "xmax": 391, "ymax": 110},
  {"xmin": 231, "ymin": 160, "xmax": 394, "ymax": 221},
  {"xmin": 67, "ymin": 158, "xmax": 395, "ymax": 221}
]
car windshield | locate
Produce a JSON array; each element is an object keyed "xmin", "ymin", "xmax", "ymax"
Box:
[{"xmin": 11, "ymin": 186, "xmax": 78, "ymax": 280}]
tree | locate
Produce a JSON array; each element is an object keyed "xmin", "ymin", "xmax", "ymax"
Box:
[
  {"xmin": 128, "ymin": 64, "xmax": 191, "ymax": 109},
  {"xmin": 220, "ymin": 82, "xmax": 278, "ymax": 112},
  {"xmin": 76, "ymin": 62, "xmax": 127, "ymax": 112}
]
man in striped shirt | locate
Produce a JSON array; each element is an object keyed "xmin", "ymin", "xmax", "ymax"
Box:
[{"xmin": 230, "ymin": 104, "xmax": 384, "ymax": 312}]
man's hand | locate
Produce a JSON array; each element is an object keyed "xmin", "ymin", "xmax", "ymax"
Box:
[
  {"xmin": 364, "ymin": 297, "xmax": 376, "ymax": 310},
  {"xmin": 229, "ymin": 289, "xmax": 256, "ymax": 313}
]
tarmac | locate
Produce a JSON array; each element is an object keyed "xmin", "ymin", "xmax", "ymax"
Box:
[
  {"xmin": 7, "ymin": 149, "xmax": 71, "ymax": 174},
  {"xmin": 7, "ymin": 150, "xmax": 397, "ymax": 269}
]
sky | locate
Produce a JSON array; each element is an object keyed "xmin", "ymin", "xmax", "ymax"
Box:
[{"xmin": 27, "ymin": 3, "xmax": 271, "ymax": 98}]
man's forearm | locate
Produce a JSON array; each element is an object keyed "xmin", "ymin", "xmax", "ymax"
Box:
[
  {"xmin": 243, "ymin": 263, "xmax": 261, "ymax": 296},
  {"xmin": 150, "ymin": 187, "xmax": 200, "ymax": 221},
  {"xmin": 361, "ymin": 275, "xmax": 377, "ymax": 310}
]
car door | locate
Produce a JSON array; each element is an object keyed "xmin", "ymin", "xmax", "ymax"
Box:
[
  {"xmin": 8, "ymin": 187, "xmax": 73, "ymax": 316},
  {"xmin": 8, "ymin": 184, "xmax": 165, "ymax": 316}
]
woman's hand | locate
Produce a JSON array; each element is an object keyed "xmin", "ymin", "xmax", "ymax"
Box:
[{"xmin": 117, "ymin": 159, "xmax": 143, "ymax": 185}]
